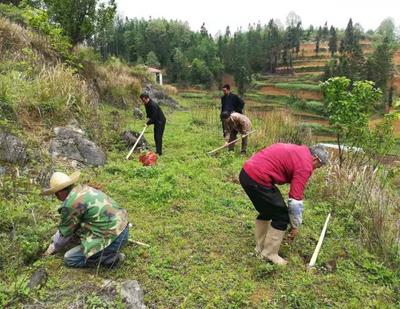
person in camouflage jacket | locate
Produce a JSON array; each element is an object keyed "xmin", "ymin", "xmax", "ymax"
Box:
[
  {"xmin": 42, "ymin": 171, "xmax": 129, "ymax": 268},
  {"xmin": 221, "ymin": 111, "xmax": 252, "ymax": 154}
]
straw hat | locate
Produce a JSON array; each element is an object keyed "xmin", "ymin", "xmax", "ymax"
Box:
[{"xmin": 42, "ymin": 171, "xmax": 80, "ymax": 195}]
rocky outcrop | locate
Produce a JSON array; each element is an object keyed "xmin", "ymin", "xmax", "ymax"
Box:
[
  {"xmin": 101, "ymin": 280, "xmax": 146, "ymax": 309},
  {"xmin": 121, "ymin": 130, "xmax": 148, "ymax": 151},
  {"xmin": 49, "ymin": 125, "xmax": 106, "ymax": 166},
  {"xmin": 133, "ymin": 107, "xmax": 144, "ymax": 119},
  {"xmin": 0, "ymin": 132, "xmax": 27, "ymax": 164},
  {"xmin": 28, "ymin": 268, "xmax": 48, "ymax": 289},
  {"xmin": 143, "ymin": 84, "xmax": 179, "ymax": 109}
]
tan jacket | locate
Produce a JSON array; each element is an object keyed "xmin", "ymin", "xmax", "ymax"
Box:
[{"xmin": 224, "ymin": 112, "xmax": 252, "ymax": 142}]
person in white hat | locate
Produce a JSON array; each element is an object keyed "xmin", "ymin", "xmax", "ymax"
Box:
[{"xmin": 42, "ymin": 171, "xmax": 129, "ymax": 268}]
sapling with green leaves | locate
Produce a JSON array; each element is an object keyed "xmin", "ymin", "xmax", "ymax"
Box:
[{"xmin": 320, "ymin": 76, "xmax": 382, "ymax": 166}]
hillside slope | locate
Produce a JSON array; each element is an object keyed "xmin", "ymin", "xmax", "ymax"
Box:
[{"xmin": 0, "ymin": 15, "xmax": 399, "ymax": 308}]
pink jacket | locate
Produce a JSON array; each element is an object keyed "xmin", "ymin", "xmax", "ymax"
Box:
[{"xmin": 243, "ymin": 143, "xmax": 314, "ymax": 200}]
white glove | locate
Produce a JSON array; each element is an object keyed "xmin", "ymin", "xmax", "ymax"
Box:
[
  {"xmin": 288, "ymin": 198, "xmax": 304, "ymax": 228},
  {"xmin": 43, "ymin": 243, "xmax": 56, "ymax": 256}
]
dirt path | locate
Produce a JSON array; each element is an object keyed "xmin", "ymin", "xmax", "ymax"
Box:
[{"xmin": 260, "ymin": 85, "xmax": 322, "ymax": 100}]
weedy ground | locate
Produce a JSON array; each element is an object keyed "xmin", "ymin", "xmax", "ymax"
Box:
[{"xmin": 1, "ymin": 92, "xmax": 399, "ymax": 308}]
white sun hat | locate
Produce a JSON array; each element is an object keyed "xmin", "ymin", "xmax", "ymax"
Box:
[{"xmin": 42, "ymin": 171, "xmax": 80, "ymax": 195}]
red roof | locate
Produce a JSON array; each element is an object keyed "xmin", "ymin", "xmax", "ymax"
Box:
[{"xmin": 148, "ymin": 67, "xmax": 161, "ymax": 73}]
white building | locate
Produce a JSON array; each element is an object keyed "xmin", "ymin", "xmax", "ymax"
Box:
[{"xmin": 148, "ymin": 67, "xmax": 163, "ymax": 85}]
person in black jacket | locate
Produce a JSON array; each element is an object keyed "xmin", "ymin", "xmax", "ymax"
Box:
[
  {"xmin": 220, "ymin": 84, "xmax": 245, "ymax": 136},
  {"xmin": 140, "ymin": 93, "xmax": 166, "ymax": 155}
]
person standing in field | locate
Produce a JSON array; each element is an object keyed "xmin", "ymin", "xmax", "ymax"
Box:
[
  {"xmin": 140, "ymin": 93, "xmax": 166, "ymax": 156},
  {"xmin": 220, "ymin": 111, "xmax": 252, "ymax": 154},
  {"xmin": 239, "ymin": 143, "xmax": 328, "ymax": 265},
  {"xmin": 220, "ymin": 84, "xmax": 244, "ymax": 136}
]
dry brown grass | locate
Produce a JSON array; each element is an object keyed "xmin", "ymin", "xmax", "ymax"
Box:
[
  {"xmin": 162, "ymin": 84, "xmax": 178, "ymax": 96},
  {"xmin": 321, "ymin": 157, "xmax": 400, "ymax": 263},
  {"xmin": 0, "ymin": 16, "xmax": 58, "ymax": 66},
  {"xmin": 247, "ymin": 109, "xmax": 314, "ymax": 148},
  {"xmin": 94, "ymin": 59, "xmax": 142, "ymax": 107},
  {"xmin": 7, "ymin": 64, "xmax": 93, "ymax": 124}
]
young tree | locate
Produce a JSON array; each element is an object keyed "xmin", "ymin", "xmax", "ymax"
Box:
[
  {"xmin": 322, "ymin": 21, "xmax": 329, "ymax": 40},
  {"xmin": 321, "ymin": 77, "xmax": 381, "ymax": 165},
  {"xmin": 366, "ymin": 36, "xmax": 396, "ymax": 109},
  {"xmin": 200, "ymin": 22, "xmax": 208, "ymax": 37},
  {"xmin": 169, "ymin": 48, "xmax": 189, "ymax": 85},
  {"xmin": 44, "ymin": 0, "xmax": 116, "ymax": 45},
  {"xmin": 328, "ymin": 26, "xmax": 337, "ymax": 56},
  {"xmin": 315, "ymin": 26, "xmax": 322, "ymax": 56},
  {"xmin": 189, "ymin": 58, "xmax": 213, "ymax": 87},
  {"xmin": 145, "ymin": 51, "xmax": 160, "ymax": 68}
]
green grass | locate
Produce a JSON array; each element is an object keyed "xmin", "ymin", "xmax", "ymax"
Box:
[
  {"xmin": 1, "ymin": 100, "xmax": 399, "ymax": 308},
  {"xmin": 275, "ymin": 83, "xmax": 321, "ymax": 92},
  {"xmin": 294, "ymin": 66, "xmax": 326, "ymax": 73}
]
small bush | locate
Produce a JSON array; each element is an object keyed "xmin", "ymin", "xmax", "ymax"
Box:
[
  {"xmin": 0, "ymin": 64, "xmax": 93, "ymax": 122},
  {"xmin": 318, "ymin": 158, "xmax": 400, "ymax": 266},
  {"xmin": 162, "ymin": 85, "xmax": 178, "ymax": 96},
  {"xmin": 248, "ymin": 110, "xmax": 314, "ymax": 147},
  {"xmin": 95, "ymin": 58, "xmax": 142, "ymax": 107}
]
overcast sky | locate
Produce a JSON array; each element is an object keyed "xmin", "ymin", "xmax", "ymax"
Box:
[{"xmin": 115, "ymin": 0, "xmax": 399, "ymax": 36}]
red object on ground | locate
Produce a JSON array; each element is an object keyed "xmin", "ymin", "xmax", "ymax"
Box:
[{"xmin": 139, "ymin": 151, "xmax": 158, "ymax": 166}]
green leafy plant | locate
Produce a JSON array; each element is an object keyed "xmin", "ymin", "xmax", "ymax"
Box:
[{"xmin": 320, "ymin": 76, "xmax": 382, "ymax": 165}]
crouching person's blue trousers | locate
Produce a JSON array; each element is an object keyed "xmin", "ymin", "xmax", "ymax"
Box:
[{"xmin": 64, "ymin": 225, "xmax": 129, "ymax": 268}]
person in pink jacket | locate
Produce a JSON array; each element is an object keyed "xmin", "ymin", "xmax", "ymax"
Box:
[{"xmin": 239, "ymin": 143, "xmax": 328, "ymax": 265}]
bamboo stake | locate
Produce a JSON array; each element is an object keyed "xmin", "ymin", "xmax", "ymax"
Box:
[
  {"xmin": 207, "ymin": 130, "xmax": 256, "ymax": 155},
  {"xmin": 128, "ymin": 239, "xmax": 150, "ymax": 248},
  {"xmin": 126, "ymin": 125, "xmax": 147, "ymax": 160},
  {"xmin": 308, "ymin": 212, "xmax": 331, "ymax": 268}
]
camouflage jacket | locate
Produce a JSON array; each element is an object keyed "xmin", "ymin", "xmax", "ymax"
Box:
[
  {"xmin": 224, "ymin": 112, "xmax": 252, "ymax": 142},
  {"xmin": 58, "ymin": 185, "xmax": 128, "ymax": 257}
]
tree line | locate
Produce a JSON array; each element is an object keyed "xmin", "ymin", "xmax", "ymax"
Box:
[{"xmin": 2, "ymin": 1, "xmax": 399, "ymax": 102}]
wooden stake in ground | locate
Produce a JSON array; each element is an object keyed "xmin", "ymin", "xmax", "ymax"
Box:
[
  {"xmin": 207, "ymin": 130, "xmax": 256, "ymax": 155},
  {"xmin": 128, "ymin": 239, "xmax": 150, "ymax": 248},
  {"xmin": 308, "ymin": 212, "xmax": 331, "ymax": 268},
  {"xmin": 126, "ymin": 125, "xmax": 147, "ymax": 160}
]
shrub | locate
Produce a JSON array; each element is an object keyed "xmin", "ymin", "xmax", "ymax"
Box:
[
  {"xmin": 319, "ymin": 158, "xmax": 400, "ymax": 266},
  {"xmin": 248, "ymin": 110, "xmax": 314, "ymax": 147},
  {"xmin": 162, "ymin": 85, "xmax": 178, "ymax": 96},
  {"xmin": 94, "ymin": 58, "xmax": 142, "ymax": 107},
  {"xmin": 0, "ymin": 64, "xmax": 93, "ymax": 123}
]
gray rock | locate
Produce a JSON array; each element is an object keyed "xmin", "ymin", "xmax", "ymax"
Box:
[
  {"xmin": 49, "ymin": 126, "xmax": 106, "ymax": 166},
  {"xmin": 0, "ymin": 132, "xmax": 27, "ymax": 164},
  {"xmin": 99, "ymin": 280, "xmax": 146, "ymax": 309},
  {"xmin": 143, "ymin": 84, "xmax": 179, "ymax": 109},
  {"xmin": 120, "ymin": 280, "xmax": 146, "ymax": 309},
  {"xmin": 0, "ymin": 166, "xmax": 5, "ymax": 175},
  {"xmin": 133, "ymin": 107, "xmax": 144, "ymax": 119},
  {"xmin": 122, "ymin": 131, "xmax": 148, "ymax": 151},
  {"xmin": 28, "ymin": 268, "xmax": 48, "ymax": 289}
]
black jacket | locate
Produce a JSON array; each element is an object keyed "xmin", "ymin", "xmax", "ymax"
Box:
[
  {"xmin": 221, "ymin": 93, "xmax": 244, "ymax": 114},
  {"xmin": 145, "ymin": 99, "xmax": 166, "ymax": 126}
]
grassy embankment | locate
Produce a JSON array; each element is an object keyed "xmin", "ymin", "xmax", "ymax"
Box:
[
  {"xmin": 0, "ymin": 10, "xmax": 399, "ymax": 307},
  {"xmin": 1, "ymin": 92, "xmax": 399, "ymax": 308}
]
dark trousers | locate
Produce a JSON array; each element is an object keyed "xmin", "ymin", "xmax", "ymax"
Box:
[
  {"xmin": 64, "ymin": 225, "xmax": 129, "ymax": 268},
  {"xmin": 227, "ymin": 129, "xmax": 248, "ymax": 152},
  {"xmin": 239, "ymin": 169, "xmax": 289, "ymax": 231},
  {"xmin": 154, "ymin": 121, "xmax": 166, "ymax": 155}
]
